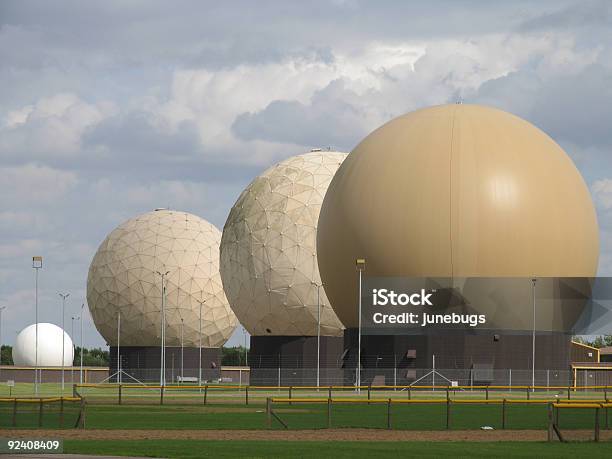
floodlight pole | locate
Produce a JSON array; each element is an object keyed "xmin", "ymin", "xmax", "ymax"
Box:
[
  {"xmin": 180, "ymin": 318, "xmax": 184, "ymax": 384},
  {"xmin": 531, "ymin": 277, "xmax": 537, "ymax": 393},
  {"xmin": 0, "ymin": 306, "xmax": 5, "ymax": 380},
  {"xmin": 356, "ymin": 258, "xmax": 366, "ymax": 393},
  {"xmin": 244, "ymin": 327, "xmax": 248, "ymax": 366},
  {"xmin": 316, "ymin": 283, "xmax": 323, "ymax": 388},
  {"xmin": 156, "ymin": 270, "xmax": 170, "ymax": 387},
  {"xmin": 71, "ymin": 316, "xmax": 79, "ymax": 384},
  {"xmin": 32, "ymin": 256, "xmax": 43, "ymax": 396},
  {"xmin": 197, "ymin": 297, "xmax": 205, "ymax": 386},
  {"xmin": 59, "ymin": 293, "xmax": 70, "ymax": 392},
  {"xmin": 117, "ymin": 311, "xmax": 121, "ymax": 384},
  {"xmin": 80, "ymin": 303, "xmax": 84, "ymax": 384}
]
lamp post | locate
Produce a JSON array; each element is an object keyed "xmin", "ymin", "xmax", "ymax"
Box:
[
  {"xmin": 71, "ymin": 315, "xmax": 79, "ymax": 384},
  {"xmin": 531, "ymin": 277, "xmax": 537, "ymax": 392},
  {"xmin": 156, "ymin": 270, "xmax": 170, "ymax": 387},
  {"xmin": 243, "ymin": 326, "xmax": 248, "ymax": 366},
  {"xmin": 180, "ymin": 318, "xmax": 184, "ymax": 384},
  {"xmin": 80, "ymin": 303, "xmax": 84, "ymax": 384},
  {"xmin": 0, "ymin": 306, "xmax": 6, "ymax": 380},
  {"xmin": 356, "ymin": 258, "xmax": 366, "ymax": 393},
  {"xmin": 116, "ymin": 311, "xmax": 121, "ymax": 384},
  {"xmin": 315, "ymin": 282, "xmax": 324, "ymax": 388},
  {"xmin": 32, "ymin": 256, "xmax": 43, "ymax": 395},
  {"xmin": 196, "ymin": 297, "xmax": 206, "ymax": 386},
  {"xmin": 58, "ymin": 293, "xmax": 70, "ymax": 392}
]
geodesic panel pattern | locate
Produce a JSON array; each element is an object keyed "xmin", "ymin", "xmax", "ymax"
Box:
[
  {"xmin": 220, "ymin": 151, "xmax": 347, "ymax": 336},
  {"xmin": 87, "ymin": 209, "xmax": 237, "ymax": 347}
]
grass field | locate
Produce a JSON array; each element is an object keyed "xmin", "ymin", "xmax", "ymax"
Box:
[
  {"xmin": 61, "ymin": 440, "xmax": 612, "ymax": 458},
  {"xmin": 1, "ymin": 401, "xmax": 608, "ymax": 431}
]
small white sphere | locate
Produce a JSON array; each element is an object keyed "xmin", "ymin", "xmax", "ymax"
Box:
[{"xmin": 13, "ymin": 323, "xmax": 74, "ymax": 367}]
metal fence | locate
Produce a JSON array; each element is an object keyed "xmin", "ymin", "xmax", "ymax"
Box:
[
  {"xmin": 73, "ymin": 367, "xmax": 611, "ymax": 388},
  {"xmin": 0, "ymin": 396, "xmax": 84, "ymax": 428}
]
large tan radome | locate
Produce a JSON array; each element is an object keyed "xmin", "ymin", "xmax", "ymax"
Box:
[
  {"xmin": 220, "ymin": 151, "xmax": 347, "ymax": 336},
  {"xmin": 87, "ymin": 209, "xmax": 237, "ymax": 347},
  {"xmin": 317, "ymin": 104, "xmax": 599, "ymax": 328}
]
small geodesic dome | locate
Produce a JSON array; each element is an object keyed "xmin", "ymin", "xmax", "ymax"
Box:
[
  {"xmin": 87, "ymin": 209, "xmax": 237, "ymax": 347},
  {"xmin": 220, "ymin": 150, "xmax": 347, "ymax": 336}
]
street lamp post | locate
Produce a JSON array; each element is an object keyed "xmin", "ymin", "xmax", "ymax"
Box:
[
  {"xmin": 244, "ymin": 326, "xmax": 248, "ymax": 366},
  {"xmin": 156, "ymin": 270, "xmax": 170, "ymax": 387},
  {"xmin": 315, "ymin": 283, "xmax": 324, "ymax": 388},
  {"xmin": 531, "ymin": 277, "xmax": 537, "ymax": 392},
  {"xmin": 356, "ymin": 258, "xmax": 366, "ymax": 393},
  {"xmin": 196, "ymin": 297, "xmax": 206, "ymax": 386},
  {"xmin": 58, "ymin": 293, "xmax": 70, "ymax": 392},
  {"xmin": 80, "ymin": 303, "xmax": 84, "ymax": 384},
  {"xmin": 0, "ymin": 306, "xmax": 6, "ymax": 380},
  {"xmin": 180, "ymin": 318, "xmax": 184, "ymax": 384},
  {"xmin": 32, "ymin": 256, "xmax": 43, "ymax": 395},
  {"xmin": 71, "ymin": 316, "xmax": 79, "ymax": 384}
]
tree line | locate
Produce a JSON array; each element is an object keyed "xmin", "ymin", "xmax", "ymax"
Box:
[{"xmin": 1, "ymin": 345, "xmax": 248, "ymax": 366}]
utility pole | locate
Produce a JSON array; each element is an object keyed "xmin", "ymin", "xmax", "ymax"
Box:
[{"xmin": 59, "ymin": 293, "xmax": 70, "ymax": 392}]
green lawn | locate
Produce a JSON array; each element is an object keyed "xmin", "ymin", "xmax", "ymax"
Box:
[
  {"xmin": 2, "ymin": 400, "xmax": 608, "ymax": 431},
  {"xmin": 77, "ymin": 403, "xmax": 610, "ymax": 431},
  {"xmin": 63, "ymin": 440, "xmax": 612, "ymax": 458}
]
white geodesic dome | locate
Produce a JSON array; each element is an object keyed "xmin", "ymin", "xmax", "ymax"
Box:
[
  {"xmin": 86, "ymin": 209, "xmax": 237, "ymax": 347},
  {"xmin": 220, "ymin": 150, "xmax": 347, "ymax": 336},
  {"xmin": 13, "ymin": 323, "xmax": 74, "ymax": 367}
]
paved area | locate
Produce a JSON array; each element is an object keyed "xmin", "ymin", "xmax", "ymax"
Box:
[{"xmin": 2, "ymin": 428, "xmax": 610, "ymax": 442}]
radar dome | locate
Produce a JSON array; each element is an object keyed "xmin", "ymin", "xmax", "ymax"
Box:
[
  {"xmin": 220, "ymin": 151, "xmax": 347, "ymax": 336},
  {"xmin": 317, "ymin": 104, "xmax": 599, "ymax": 327},
  {"xmin": 13, "ymin": 323, "xmax": 73, "ymax": 367},
  {"xmin": 87, "ymin": 209, "xmax": 237, "ymax": 347}
]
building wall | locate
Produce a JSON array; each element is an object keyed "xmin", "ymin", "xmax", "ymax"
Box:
[{"xmin": 0, "ymin": 366, "xmax": 108, "ymax": 384}]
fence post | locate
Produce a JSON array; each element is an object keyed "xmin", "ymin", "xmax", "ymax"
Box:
[
  {"xmin": 266, "ymin": 397, "xmax": 271, "ymax": 429},
  {"xmin": 367, "ymin": 385, "xmax": 371, "ymax": 404},
  {"xmin": 502, "ymin": 399, "xmax": 506, "ymax": 429},
  {"xmin": 72, "ymin": 384, "xmax": 77, "ymax": 397},
  {"xmin": 408, "ymin": 387, "xmax": 411, "ymax": 400},
  {"xmin": 60, "ymin": 398, "xmax": 64, "ymax": 428},
  {"xmin": 38, "ymin": 398, "xmax": 43, "ymax": 428},
  {"xmin": 327, "ymin": 397, "xmax": 332, "ymax": 429},
  {"xmin": 387, "ymin": 399, "xmax": 392, "ymax": 430},
  {"xmin": 509, "ymin": 369, "xmax": 512, "ymax": 392},
  {"xmin": 567, "ymin": 386, "xmax": 571, "ymax": 400},
  {"xmin": 79, "ymin": 398, "xmax": 86, "ymax": 429},
  {"xmin": 547, "ymin": 403, "xmax": 553, "ymax": 442},
  {"xmin": 328, "ymin": 386, "xmax": 332, "ymax": 400},
  {"xmin": 118, "ymin": 384, "xmax": 122, "ymax": 405},
  {"xmin": 595, "ymin": 407, "xmax": 600, "ymax": 442},
  {"xmin": 485, "ymin": 387, "xmax": 489, "ymax": 400},
  {"xmin": 204, "ymin": 385, "xmax": 208, "ymax": 405},
  {"xmin": 289, "ymin": 386, "xmax": 292, "ymax": 405},
  {"xmin": 446, "ymin": 387, "xmax": 449, "ymax": 402},
  {"xmin": 12, "ymin": 399, "xmax": 17, "ymax": 427},
  {"xmin": 160, "ymin": 386, "xmax": 164, "ymax": 405},
  {"xmin": 446, "ymin": 398, "xmax": 451, "ymax": 430},
  {"xmin": 526, "ymin": 388, "xmax": 530, "ymax": 400},
  {"xmin": 245, "ymin": 386, "xmax": 249, "ymax": 406}
]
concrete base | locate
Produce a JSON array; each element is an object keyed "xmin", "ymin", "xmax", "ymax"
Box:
[
  {"xmin": 109, "ymin": 346, "xmax": 221, "ymax": 383},
  {"xmin": 248, "ymin": 335, "xmax": 344, "ymax": 386},
  {"xmin": 341, "ymin": 329, "xmax": 572, "ymax": 386}
]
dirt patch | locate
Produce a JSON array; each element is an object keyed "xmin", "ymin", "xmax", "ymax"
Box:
[{"xmin": 3, "ymin": 429, "xmax": 611, "ymax": 442}]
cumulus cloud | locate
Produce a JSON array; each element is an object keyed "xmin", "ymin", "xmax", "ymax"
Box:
[{"xmin": 2, "ymin": 0, "xmax": 612, "ymax": 347}]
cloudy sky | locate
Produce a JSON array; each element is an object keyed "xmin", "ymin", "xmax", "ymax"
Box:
[{"xmin": 1, "ymin": 0, "xmax": 612, "ymax": 348}]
